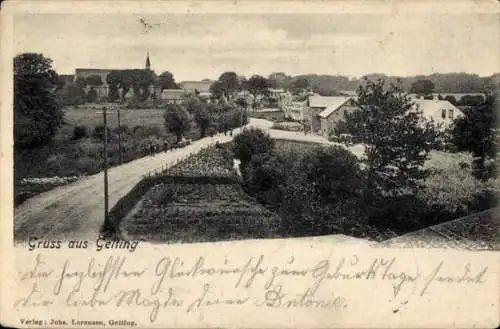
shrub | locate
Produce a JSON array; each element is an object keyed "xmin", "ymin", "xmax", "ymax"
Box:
[
  {"xmin": 243, "ymin": 152, "xmax": 286, "ymax": 204},
  {"xmin": 133, "ymin": 125, "xmax": 145, "ymax": 136},
  {"xmin": 45, "ymin": 154, "xmax": 67, "ymax": 175},
  {"xmin": 86, "ymin": 88, "xmax": 98, "ymax": 103},
  {"xmin": 73, "ymin": 139, "xmax": 103, "ymax": 158},
  {"xmin": 72, "ymin": 125, "xmax": 90, "ymax": 140},
  {"xmin": 92, "ymin": 125, "xmax": 112, "ymax": 140},
  {"xmin": 113, "ymin": 125, "xmax": 130, "ymax": 135},
  {"xmin": 232, "ymin": 127, "xmax": 274, "ymax": 165},
  {"xmin": 303, "ymin": 145, "xmax": 362, "ymax": 204}
]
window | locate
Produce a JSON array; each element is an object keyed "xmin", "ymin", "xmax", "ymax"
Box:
[
  {"xmin": 441, "ymin": 109, "xmax": 446, "ymax": 119},
  {"xmin": 448, "ymin": 109, "xmax": 454, "ymax": 120}
]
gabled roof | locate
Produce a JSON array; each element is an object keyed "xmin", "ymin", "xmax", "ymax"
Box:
[
  {"xmin": 317, "ymin": 97, "xmax": 352, "ymax": 118},
  {"xmin": 160, "ymin": 89, "xmax": 185, "ymax": 100},
  {"xmin": 309, "ymin": 95, "xmax": 351, "ymax": 108},
  {"xmin": 179, "ymin": 81, "xmax": 213, "ymax": 92},
  {"xmin": 413, "ymin": 99, "xmax": 461, "ymax": 118}
]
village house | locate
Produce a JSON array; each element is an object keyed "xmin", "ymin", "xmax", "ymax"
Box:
[
  {"xmin": 160, "ymin": 89, "xmax": 186, "ymax": 104},
  {"xmin": 314, "ymin": 97, "xmax": 463, "ymax": 138},
  {"xmin": 414, "ymin": 99, "xmax": 463, "ymax": 128},
  {"xmin": 307, "ymin": 96, "xmax": 355, "ymax": 134},
  {"xmin": 282, "ymin": 100, "xmax": 308, "ymax": 121},
  {"xmin": 179, "ymin": 80, "xmax": 213, "ymax": 98},
  {"xmin": 313, "ymin": 97, "xmax": 357, "ymax": 136}
]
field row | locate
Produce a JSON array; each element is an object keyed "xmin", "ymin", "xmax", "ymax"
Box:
[{"xmin": 121, "ymin": 183, "xmax": 282, "ymax": 243}]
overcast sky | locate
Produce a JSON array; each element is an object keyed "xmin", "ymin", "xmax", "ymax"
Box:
[{"xmin": 13, "ymin": 12, "xmax": 499, "ymax": 81}]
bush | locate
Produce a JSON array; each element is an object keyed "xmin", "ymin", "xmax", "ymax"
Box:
[
  {"xmin": 92, "ymin": 125, "xmax": 112, "ymax": 140},
  {"xmin": 113, "ymin": 125, "xmax": 130, "ymax": 135},
  {"xmin": 303, "ymin": 145, "xmax": 362, "ymax": 204},
  {"xmin": 86, "ymin": 88, "xmax": 98, "ymax": 103},
  {"xmin": 133, "ymin": 125, "xmax": 145, "ymax": 136},
  {"xmin": 243, "ymin": 152, "xmax": 286, "ymax": 204},
  {"xmin": 72, "ymin": 125, "xmax": 90, "ymax": 140},
  {"xmin": 232, "ymin": 127, "xmax": 274, "ymax": 165},
  {"xmin": 45, "ymin": 154, "xmax": 68, "ymax": 175}
]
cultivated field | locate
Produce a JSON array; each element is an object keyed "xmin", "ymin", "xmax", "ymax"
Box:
[
  {"xmin": 120, "ymin": 145, "xmax": 282, "ymax": 243},
  {"xmin": 63, "ymin": 107, "xmax": 165, "ymax": 130},
  {"xmin": 121, "ymin": 183, "xmax": 282, "ymax": 243}
]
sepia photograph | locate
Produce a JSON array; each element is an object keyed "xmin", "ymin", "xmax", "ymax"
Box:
[
  {"xmin": 2, "ymin": 1, "xmax": 499, "ymax": 328},
  {"xmin": 11, "ymin": 4, "xmax": 499, "ymax": 250}
]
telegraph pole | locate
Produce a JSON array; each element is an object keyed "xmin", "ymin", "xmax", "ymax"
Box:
[
  {"xmin": 117, "ymin": 108, "xmax": 122, "ymax": 164},
  {"xmin": 102, "ymin": 106, "xmax": 110, "ymax": 229}
]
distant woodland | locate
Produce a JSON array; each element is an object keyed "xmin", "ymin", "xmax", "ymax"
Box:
[{"xmin": 267, "ymin": 72, "xmax": 500, "ymax": 95}]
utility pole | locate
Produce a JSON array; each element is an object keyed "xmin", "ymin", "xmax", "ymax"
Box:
[
  {"xmin": 102, "ymin": 106, "xmax": 110, "ymax": 230},
  {"xmin": 117, "ymin": 108, "xmax": 122, "ymax": 164}
]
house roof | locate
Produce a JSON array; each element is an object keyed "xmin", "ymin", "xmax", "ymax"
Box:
[
  {"xmin": 160, "ymin": 89, "xmax": 185, "ymax": 100},
  {"xmin": 316, "ymin": 97, "xmax": 352, "ymax": 118},
  {"xmin": 179, "ymin": 81, "xmax": 213, "ymax": 92},
  {"xmin": 413, "ymin": 99, "xmax": 462, "ymax": 118},
  {"xmin": 309, "ymin": 95, "xmax": 351, "ymax": 108}
]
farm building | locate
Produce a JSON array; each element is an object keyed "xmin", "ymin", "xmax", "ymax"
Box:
[{"xmin": 307, "ymin": 96, "xmax": 354, "ymax": 134}]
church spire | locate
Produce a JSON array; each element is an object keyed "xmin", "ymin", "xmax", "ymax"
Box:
[{"xmin": 145, "ymin": 49, "xmax": 151, "ymax": 70}]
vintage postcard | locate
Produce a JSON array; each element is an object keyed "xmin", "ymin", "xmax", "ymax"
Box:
[{"xmin": 1, "ymin": 0, "xmax": 499, "ymax": 328}]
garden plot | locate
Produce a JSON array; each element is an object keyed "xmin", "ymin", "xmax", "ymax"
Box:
[{"xmin": 121, "ymin": 183, "xmax": 282, "ymax": 243}]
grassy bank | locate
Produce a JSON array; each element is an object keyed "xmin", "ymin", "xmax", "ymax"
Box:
[{"xmin": 14, "ymin": 107, "xmax": 199, "ymax": 205}]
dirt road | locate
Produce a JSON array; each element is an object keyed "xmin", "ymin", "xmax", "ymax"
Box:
[{"xmin": 13, "ymin": 118, "xmax": 363, "ymax": 242}]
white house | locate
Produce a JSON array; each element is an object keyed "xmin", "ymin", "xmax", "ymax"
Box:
[
  {"xmin": 413, "ymin": 99, "xmax": 463, "ymax": 128},
  {"xmin": 160, "ymin": 89, "xmax": 185, "ymax": 104},
  {"xmin": 282, "ymin": 100, "xmax": 308, "ymax": 121}
]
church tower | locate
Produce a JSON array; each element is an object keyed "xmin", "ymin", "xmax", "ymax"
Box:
[{"xmin": 145, "ymin": 50, "xmax": 151, "ymax": 70}]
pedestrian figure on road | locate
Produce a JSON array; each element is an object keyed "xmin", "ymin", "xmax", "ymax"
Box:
[
  {"xmin": 149, "ymin": 142, "xmax": 155, "ymax": 156},
  {"xmin": 163, "ymin": 140, "xmax": 169, "ymax": 152}
]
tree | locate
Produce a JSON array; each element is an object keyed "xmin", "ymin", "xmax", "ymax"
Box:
[
  {"xmin": 86, "ymin": 87, "xmax": 98, "ymax": 103},
  {"xmin": 13, "ymin": 53, "xmax": 60, "ymax": 88},
  {"xmin": 247, "ymin": 75, "xmax": 270, "ymax": 97},
  {"xmin": 459, "ymin": 94, "xmax": 484, "ymax": 107},
  {"xmin": 163, "ymin": 104, "xmax": 190, "ymax": 142},
  {"xmin": 244, "ymin": 152, "xmax": 286, "ymax": 205},
  {"xmin": 410, "ymin": 79, "xmax": 435, "ymax": 95},
  {"xmin": 183, "ymin": 96, "xmax": 203, "ymax": 113},
  {"xmin": 232, "ymin": 127, "xmax": 274, "ymax": 166},
  {"xmin": 85, "ymin": 75, "xmax": 103, "ymax": 87},
  {"xmin": 217, "ymin": 71, "xmax": 240, "ymax": 100},
  {"xmin": 268, "ymin": 72, "xmax": 292, "ymax": 90},
  {"xmin": 304, "ymin": 146, "xmax": 362, "ymax": 204},
  {"xmin": 193, "ymin": 104, "xmax": 212, "ymax": 137},
  {"xmin": 75, "ymin": 76, "xmax": 87, "ymax": 89},
  {"xmin": 336, "ymin": 79, "xmax": 438, "ymax": 203},
  {"xmin": 444, "ymin": 95, "xmax": 457, "ymax": 106},
  {"xmin": 209, "ymin": 81, "xmax": 225, "ymax": 102},
  {"xmin": 291, "ymin": 77, "xmax": 310, "ymax": 93},
  {"xmin": 158, "ymin": 71, "xmax": 177, "ymax": 91},
  {"xmin": 55, "ymin": 85, "xmax": 86, "ymax": 106},
  {"xmin": 14, "ymin": 53, "xmax": 64, "ymax": 149},
  {"xmin": 451, "ymin": 94, "xmax": 498, "ymax": 180}
]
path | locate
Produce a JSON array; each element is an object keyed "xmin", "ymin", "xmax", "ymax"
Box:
[
  {"xmin": 13, "ymin": 118, "xmax": 364, "ymax": 243},
  {"xmin": 13, "ymin": 120, "xmax": 268, "ymax": 242}
]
